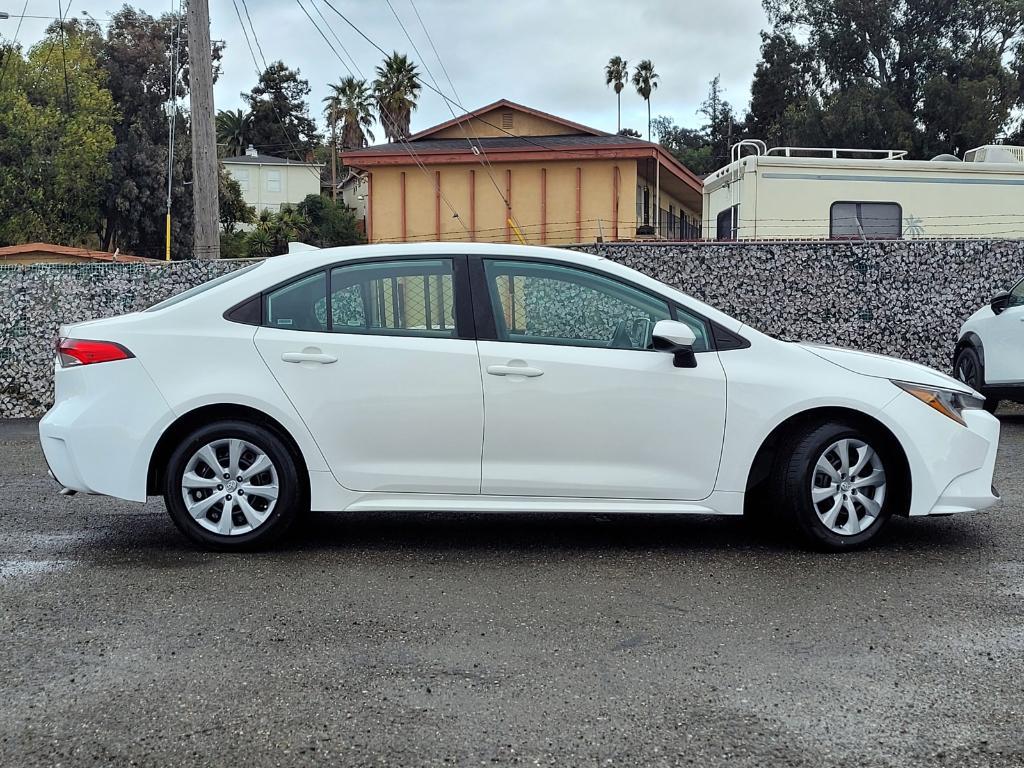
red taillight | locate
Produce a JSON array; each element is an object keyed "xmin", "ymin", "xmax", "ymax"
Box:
[{"xmin": 57, "ymin": 338, "xmax": 134, "ymax": 367}]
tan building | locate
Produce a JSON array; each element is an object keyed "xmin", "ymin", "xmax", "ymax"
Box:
[
  {"xmin": 223, "ymin": 146, "xmax": 324, "ymax": 217},
  {"xmin": 341, "ymin": 100, "xmax": 703, "ymax": 245}
]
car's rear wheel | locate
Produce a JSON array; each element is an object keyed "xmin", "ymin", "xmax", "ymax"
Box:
[
  {"xmin": 163, "ymin": 420, "xmax": 301, "ymax": 550},
  {"xmin": 954, "ymin": 346, "xmax": 999, "ymax": 414},
  {"xmin": 771, "ymin": 420, "xmax": 898, "ymax": 551}
]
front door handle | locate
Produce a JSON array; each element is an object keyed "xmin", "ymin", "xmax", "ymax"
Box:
[
  {"xmin": 486, "ymin": 363, "xmax": 544, "ymax": 378},
  {"xmin": 282, "ymin": 350, "xmax": 337, "ymax": 365}
]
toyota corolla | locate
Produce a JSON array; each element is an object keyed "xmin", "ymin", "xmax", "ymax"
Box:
[{"xmin": 39, "ymin": 243, "xmax": 1001, "ymax": 551}]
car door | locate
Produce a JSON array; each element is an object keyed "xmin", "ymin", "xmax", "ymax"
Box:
[
  {"xmin": 983, "ymin": 278, "xmax": 1024, "ymax": 383},
  {"xmin": 254, "ymin": 256, "xmax": 484, "ymax": 494},
  {"xmin": 473, "ymin": 257, "xmax": 727, "ymax": 500}
]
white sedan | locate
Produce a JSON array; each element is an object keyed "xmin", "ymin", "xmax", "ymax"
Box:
[{"xmin": 40, "ymin": 244, "xmax": 1000, "ymax": 551}]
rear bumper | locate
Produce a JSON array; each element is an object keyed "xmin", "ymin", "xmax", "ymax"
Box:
[
  {"xmin": 39, "ymin": 358, "xmax": 174, "ymax": 502},
  {"xmin": 884, "ymin": 392, "xmax": 1001, "ymax": 516}
]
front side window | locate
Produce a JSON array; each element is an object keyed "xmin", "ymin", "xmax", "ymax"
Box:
[
  {"xmin": 234, "ymin": 168, "xmax": 249, "ymax": 192},
  {"xmin": 1009, "ymin": 277, "xmax": 1024, "ymax": 307},
  {"xmin": 330, "ymin": 259, "xmax": 456, "ymax": 337},
  {"xmin": 830, "ymin": 202, "xmax": 901, "ymax": 240},
  {"xmin": 483, "ymin": 260, "xmax": 672, "ymax": 350},
  {"xmin": 266, "ymin": 169, "xmax": 282, "ymax": 193}
]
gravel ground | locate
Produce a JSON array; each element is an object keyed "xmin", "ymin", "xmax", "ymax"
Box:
[{"xmin": 1, "ymin": 413, "xmax": 1022, "ymax": 767}]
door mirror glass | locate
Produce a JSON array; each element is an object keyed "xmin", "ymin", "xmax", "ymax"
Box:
[
  {"xmin": 652, "ymin": 320, "xmax": 698, "ymax": 368},
  {"xmin": 990, "ymin": 291, "xmax": 1011, "ymax": 315}
]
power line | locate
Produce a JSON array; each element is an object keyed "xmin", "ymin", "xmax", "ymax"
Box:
[
  {"xmin": 0, "ymin": 0, "xmax": 31, "ymax": 90},
  {"xmin": 294, "ymin": 0, "xmax": 467, "ymax": 230}
]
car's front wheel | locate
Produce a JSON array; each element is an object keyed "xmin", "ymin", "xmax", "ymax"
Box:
[
  {"xmin": 163, "ymin": 420, "xmax": 301, "ymax": 550},
  {"xmin": 771, "ymin": 420, "xmax": 899, "ymax": 551}
]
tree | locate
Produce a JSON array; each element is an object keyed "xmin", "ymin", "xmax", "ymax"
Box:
[
  {"xmin": 243, "ymin": 61, "xmax": 321, "ymax": 160},
  {"xmin": 617, "ymin": 127, "xmax": 642, "ymax": 138},
  {"xmin": 295, "ymin": 194, "xmax": 362, "ymax": 247},
  {"xmin": 632, "ymin": 59, "xmax": 659, "ymax": 140},
  {"xmin": 754, "ymin": 0, "xmax": 1024, "ymax": 155},
  {"xmin": 216, "ymin": 109, "xmax": 251, "ymax": 156},
  {"xmin": 652, "ymin": 116, "xmax": 714, "ymax": 175},
  {"xmin": 324, "ymin": 76, "xmax": 375, "ymax": 150},
  {"xmin": 0, "ymin": 22, "xmax": 116, "ymax": 247},
  {"xmin": 218, "ymin": 167, "xmax": 253, "ymax": 233},
  {"xmin": 99, "ymin": 6, "xmax": 224, "ymax": 258},
  {"xmin": 605, "ymin": 56, "xmax": 628, "ymax": 133},
  {"xmin": 373, "ymin": 52, "xmax": 421, "ymax": 142},
  {"xmin": 699, "ymin": 75, "xmax": 738, "ymax": 168}
]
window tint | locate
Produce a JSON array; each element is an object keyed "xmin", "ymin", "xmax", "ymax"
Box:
[
  {"xmin": 265, "ymin": 272, "xmax": 327, "ymax": 332},
  {"xmin": 483, "ymin": 260, "xmax": 673, "ymax": 350},
  {"xmin": 830, "ymin": 202, "xmax": 902, "ymax": 239},
  {"xmin": 330, "ymin": 259, "xmax": 456, "ymax": 337},
  {"xmin": 672, "ymin": 305, "xmax": 711, "ymax": 353},
  {"xmin": 1010, "ymin": 277, "xmax": 1024, "ymax": 307}
]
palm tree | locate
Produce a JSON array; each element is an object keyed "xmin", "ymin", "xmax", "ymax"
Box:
[
  {"xmin": 324, "ymin": 76, "xmax": 376, "ymax": 150},
  {"xmin": 632, "ymin": 60, "xmax": 659, "ymax": 140},
  {"xmin": 372, "ymin": 52, "xmax": 421, "ymax": 142},
  {"xmin": 216, "ymin": 109, "xmax": 251, "ymax": 157},
  {"xmin": 605, "ymin": 56, "xmax": 628, "ymax": 134}
]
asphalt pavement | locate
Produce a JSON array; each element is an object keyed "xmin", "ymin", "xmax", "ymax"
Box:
[{"xmin": 1, "ymin": 414, "xmax": 1022, "ymax": 767}]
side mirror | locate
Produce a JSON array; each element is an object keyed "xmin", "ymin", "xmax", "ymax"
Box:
[
  {"xmin": 991, "ymin": 291, "xmax": 1012, "ymax": 315},
  {"xmin": 652, "ymin": 320, "xmax": 698, "ymax": 368}
]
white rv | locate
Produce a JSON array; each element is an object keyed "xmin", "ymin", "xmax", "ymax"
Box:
[{"xmin": 702, "ymin": 140, "xmax": 1024, "ymax": 240}]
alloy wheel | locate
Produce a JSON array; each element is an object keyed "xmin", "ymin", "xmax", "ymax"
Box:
[
  {"xmin": 810, "ymin": 438, "xmax": 887, "ymax": 536},
  {"xmin": 181, "ymin": 438, "xmax": 279, "ymax": 536}
]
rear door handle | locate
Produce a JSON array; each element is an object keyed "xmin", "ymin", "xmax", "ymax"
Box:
[
  {"xmin": 486, "ymin": 364, "xmax": 544, "ymax": 377},
  {"xmin": 282, "ymin": 350, "xmax": 337, "ymax": 365}
]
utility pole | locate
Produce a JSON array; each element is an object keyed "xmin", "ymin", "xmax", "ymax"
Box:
[
  {"xmin": 330, "ymin": 107, "xmax": 338, "ymax": 202},
  {"xmin": 186, "ymin": 0, "xmax": 219, "ymax": 259}
]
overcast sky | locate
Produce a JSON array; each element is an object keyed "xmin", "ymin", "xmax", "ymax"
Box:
[{"xmin": 4, "ymin": 0, "xmax": 768, "ymax": 140}]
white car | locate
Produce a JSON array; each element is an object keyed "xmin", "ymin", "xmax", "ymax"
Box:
[
  {"xmin": 39, "ymin": 244, "xmax": 1001, "ymax": 552},
  {"xmin": 954, "ymin": 276, "xmax": 1024, "ymax": 412}
]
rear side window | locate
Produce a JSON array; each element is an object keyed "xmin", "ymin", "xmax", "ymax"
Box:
[
  {"xmin": 830, "ymin": 202, "xmax": 902, "ymax": 240},
  {"xmin": 330, "ymin": 259, "xmax": 456, "ymax": 337}
]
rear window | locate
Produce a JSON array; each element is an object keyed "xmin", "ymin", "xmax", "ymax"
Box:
[{"xmin": 144, "ymin": 261, "xmax": 264, "ymax": 312}]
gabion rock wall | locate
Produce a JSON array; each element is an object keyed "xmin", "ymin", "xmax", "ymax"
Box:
[
  {"xmin": 1, "ymin": 240, "xmax": 1021, "ymax": 418},
  {"xmin": 0, "ymin": 260, "xmax": 253, "ymax": 418},
  {"xmin": 576, "ymin": 239, "xmax": 1023, "ymax": 371}
]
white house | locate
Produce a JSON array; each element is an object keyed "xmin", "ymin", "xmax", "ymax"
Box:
[
  {"xmin": 703, "ymin": 141, "xmax": 1024, "ymax": 240},
  {"xmin": 223, "ymin": 145, "xmax": 324, "ymax": 216}
]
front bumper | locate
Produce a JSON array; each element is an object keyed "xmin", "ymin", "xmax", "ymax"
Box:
[{"xmin": 884, "ymin": 391, "xmax": 1001, "ymax": 516}]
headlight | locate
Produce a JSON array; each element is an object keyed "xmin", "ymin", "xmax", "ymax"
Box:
[{"xmin": 892, "ymin": 380, "xmax": 985, "ymax": 426}]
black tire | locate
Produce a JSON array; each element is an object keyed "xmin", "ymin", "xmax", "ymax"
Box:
[
  {"xmin": 163, "ymin": 420, "xmax": 302, "ymax": 550},
  {"xmin": 954, "ymin": 346, "xmax": 999, "ymax": 414},
  {"xmin": 769, "ymin": 420, "xmax": 901, "ymax": 552}
]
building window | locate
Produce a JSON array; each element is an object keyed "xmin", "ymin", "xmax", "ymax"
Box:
[
  {"xmin": 716, "ymin": 205, "xmax": 738, "ymax": 241},
  {"xmin": 235, "ymin": 169, "xmax": 249, "ymax": 192},
  {"xmin": 266, "ymin": 169, "xmax": 282, "ymax": 193},
  {"xmin": 830, "ymin": 202, "xmax": 902, "ymax": 240}
]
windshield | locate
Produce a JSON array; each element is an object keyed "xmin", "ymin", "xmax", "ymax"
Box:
[{"xmin": 144, "ymin": 261, "xmax": 264, "ymax": 312}]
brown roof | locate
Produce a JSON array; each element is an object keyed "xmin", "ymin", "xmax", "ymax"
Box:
[
  {"xmin": 0, "ymin": 243, "xmax": 156, "ymax": 263},
  {"xmin": 407, "ymin": 99, "xmax": 608, "ymax": 141}
]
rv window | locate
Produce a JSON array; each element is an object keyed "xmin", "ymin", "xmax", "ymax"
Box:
[
  {"xmin": 716, "ymin": 205, "xmax": 738, "ymax": 240},
  {"xmin": 830, "ymin": 202, "xmax": 902, "ymax": 240}
]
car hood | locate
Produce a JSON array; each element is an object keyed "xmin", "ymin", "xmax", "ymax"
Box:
[{"xmin": 797, "ymin": 343, "xmax": 977, "ymax": 395}]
